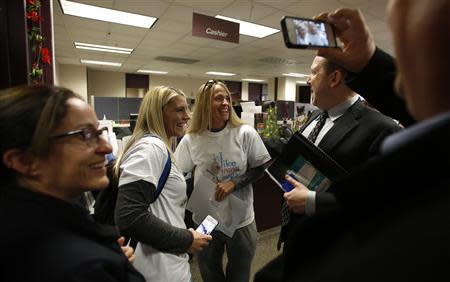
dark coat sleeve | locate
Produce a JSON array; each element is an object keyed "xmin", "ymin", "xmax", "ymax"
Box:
[
  {"xmin": 345, "ymin": 48, "xmax": 416, "ymax": 127},
  {"xmin": 231, "ymin": 164, "xmax": 266, "ymax": 190},
  {"xmin": 315, "ymin": 192, "xmax": 340, "ymax": 215}
]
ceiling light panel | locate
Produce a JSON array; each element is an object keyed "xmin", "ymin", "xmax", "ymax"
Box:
[
  {"xmin": 206, "ymin": 71, "xmax": 236, "ymax": 76},
  {"xmin": 60, "ymin": 0, "xmax": 158, "ymax": 28},
  {"xmin": 80, "ymin": 59, "xmax": 122, "ymax": 67},
  {"xmin": 242, "ymin": 78, "xmax": 266, "ymax": 82},
  {"xmin": 74, "ymin": 42, "xmax": 133, "ymax": 54},
  {"xmin": 137, "ymin": 70, "xmax": 168, "ymax": 74},
  {"xmin": 215, "ymin": 15, "xmax": 279, "ymax": 38},
  {"xmin": 282, "ymin": 73, "xmax": 309, "ymax": 78}
]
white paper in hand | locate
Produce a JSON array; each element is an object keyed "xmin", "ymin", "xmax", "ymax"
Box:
[{"xmin": 187, "ymin": 171, "xmax": 246, "ymax": 237}]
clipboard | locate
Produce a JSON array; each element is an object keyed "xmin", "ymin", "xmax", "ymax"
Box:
[{"xmin": 266, "ymin": 131, "xmax": 349, "ymax": 192}]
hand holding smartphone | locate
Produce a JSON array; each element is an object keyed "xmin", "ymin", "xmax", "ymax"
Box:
[
  {"xmin": 280, "ymin": 16, "xmax": 337, "ymax": 49},
  {"xmin": 196, "ymin": 215, "xmax": 218, "ymax": 235}
]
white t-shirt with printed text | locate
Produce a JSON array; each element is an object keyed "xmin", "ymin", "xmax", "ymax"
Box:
[
  {"xmin": 119, "ymin": 136, "xmax": 190, "ymax": 282},
  {"xmin": 175, "ymin": 124, "xmax": 271, "ymax": 229}
]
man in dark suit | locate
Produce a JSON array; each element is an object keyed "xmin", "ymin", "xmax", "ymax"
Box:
[
  {"xmin": 256, "ymin": 2, "xmax": 449, "ymax": 281},
  {"xmin": 278, "ymin": 55, "xmax": 402, "ymax": 249}
]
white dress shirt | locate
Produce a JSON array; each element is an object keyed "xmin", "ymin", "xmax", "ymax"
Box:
[{"xmin": 302, "ymin": 95, "xmax": 360, "ymax": 215}]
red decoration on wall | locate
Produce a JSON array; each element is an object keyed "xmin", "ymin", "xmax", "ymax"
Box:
[
  {"xmin": 41, "ymin": 47, "xmax": 51, "ymax": 65},
  {"xmin": 27, "ymin": 0, "xmax": 51, "ymax": 84},
  {"xmin": 27, "ymin": 10, "xmax": 41, "ymax": 22}
]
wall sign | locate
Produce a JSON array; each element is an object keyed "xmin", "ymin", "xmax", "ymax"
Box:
[{"xmin": 192, "ymin": 13, "xmax": 239, "ymax": 44}]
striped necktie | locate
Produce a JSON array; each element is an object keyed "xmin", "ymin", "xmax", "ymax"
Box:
[{"xmin": 307, "ymin": 111, "xmax": 328, "ymax": 143}]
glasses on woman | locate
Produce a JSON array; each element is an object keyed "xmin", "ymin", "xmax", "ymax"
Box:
[{"xmin": 50, "ymin": 127, "xmax": 108, "ymax": 147}]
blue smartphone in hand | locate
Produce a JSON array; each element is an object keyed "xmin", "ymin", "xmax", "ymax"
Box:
[{"xmin": 281, "ymin": 171, "xmax": 300, "ymax": 192}]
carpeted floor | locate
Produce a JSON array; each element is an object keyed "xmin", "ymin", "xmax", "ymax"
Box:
[{"xmin": 190, "ymin": 226, "xmax": 282, "ymax": 282}]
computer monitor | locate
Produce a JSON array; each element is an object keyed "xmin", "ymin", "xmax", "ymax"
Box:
[
  {"xmin": 232, "ymin": 105, "xmax": 242, "ymax": 118},
  {"xmin": 129, "ymin": 113, "xmax": 138, "ymax": 133}
]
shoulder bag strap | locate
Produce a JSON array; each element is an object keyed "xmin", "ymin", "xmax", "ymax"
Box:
[
  {"xmin": 150, "ymin": 148, "xmax": 171, "ymax": 203},
  {"xmin": 143, "ymin": 134, "xmax": 172, "ymax": 203}
]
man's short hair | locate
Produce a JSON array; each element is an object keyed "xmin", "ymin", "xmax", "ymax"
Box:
[{"xmin": 324, "ymin": 59, "xmax": 347, "ymax": 75}]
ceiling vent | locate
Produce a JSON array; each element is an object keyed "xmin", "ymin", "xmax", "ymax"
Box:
[
  {"xmin": 257, "ymin": 56, "xmax": 299, "ymax": 66},
  {"xmin": 154, "ymin": 56, "xmax": 199, "ymax": 64}
]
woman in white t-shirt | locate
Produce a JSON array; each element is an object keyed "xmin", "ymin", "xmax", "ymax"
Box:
[
  {"xmin": 114, "ymin": 86, "xmax": 212, "ymax": 281},
  {"xmin": 175, "ymin": 81, "xmax": 271, "ymax": 282}
]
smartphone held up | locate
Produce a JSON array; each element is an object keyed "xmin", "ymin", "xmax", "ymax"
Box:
[{"xmin": 281, "ymin": 16, "xmax": 337, "ymax": 49}]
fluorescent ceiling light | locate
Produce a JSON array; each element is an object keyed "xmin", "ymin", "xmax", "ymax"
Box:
[
  {"xmin": 80, "ymin": 59, "xmax": 122, "ymax": 67},
  {"xmin": 74, "ymin": 42, "xmax": 132, "ymax": 54},
  {"xmin": 282, "ymin": 73, "xmax": 309, "ymax": 78},
  {"xmin": 60, "ymin": 0, "xmax": 157, "ymax": 28},
  {"xmin": 242, "ymin": 78, "xmax": 265, "ymax": 82},
  {"xmin": 137, "ymin": 69, "xmax": 168, "ymax": 74},
  {"xmin": 296, "ymin": 80, "xmax": 308, "ymax": 84},
  {"xmin": 215, "ymin": 15, "xmax": 279, "ymax": 38},
  {"xmin": 205, "ymin": 71, "xmax": 236, "ymax": 76}
]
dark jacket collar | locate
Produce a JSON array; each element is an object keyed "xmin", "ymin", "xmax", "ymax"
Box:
[{"xmin": 2, "ymin": 184, "xmax": 119, "ymax": 243}]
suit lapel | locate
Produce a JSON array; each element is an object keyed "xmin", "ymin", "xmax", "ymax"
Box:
[{"xmin": 318, "ymin": 99, "xmax": 364, "ymax": 152}]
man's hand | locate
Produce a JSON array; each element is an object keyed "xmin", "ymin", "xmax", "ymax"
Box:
[
  {"xmin": 214, "ymin": 180, "xmax": 235, "ymax": 201},
  {"xmin": 187, "ymin": 229, "xmax": 212, "ymax": 254},
  {"xmin": 314, "ymin": 8, "xmax": 376, "ymax": 73},
  {"xmin": 117, "ymin": 236, "xmax": 135, "ymax": 263},
  {"xmin": 283, "ymin": 175, "xmax": 310, "ymax": 215}
]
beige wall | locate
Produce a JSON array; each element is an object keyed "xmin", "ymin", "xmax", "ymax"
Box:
[
  {"xmin": 56, "ymin": 65, "xmax": 203, "ymax": 100},
  {"xmin": 276, "ymin": 76, "xmax": 296, "ymax": 101},
  {"xmin": 87, "ymin": 69, "xmax": 125, "ymax": 98},
  {"xmin": 149, "ymin": 75, "xmax": 205, "ymax": 98},
  {"xmin": 241, "ymin": 81, "xmax": 249, "ymax": 101},
  {"xmin": 55, "ymin": 66, "xmax": 277, "ymax": 104},
  {"xmin": 267, "ymin": 78, "xmax": 276, "ymax": 101},
  {"xmin": 55, "ymin": 63, "xmax": 88, "ymax": 101}
]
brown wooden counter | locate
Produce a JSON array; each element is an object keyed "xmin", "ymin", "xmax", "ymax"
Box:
[{"xmin": 253, "ymin": 173, "xmax": 282, "ymax": 232}]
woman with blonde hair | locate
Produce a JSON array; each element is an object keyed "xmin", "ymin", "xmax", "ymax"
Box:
[
  {"xmin": 175, "ymin": 80, "xmax": 271, "ymax": 282},
  {"xmin": 114, "ymin": 86, "xmax": 211, "ymax": 281}
]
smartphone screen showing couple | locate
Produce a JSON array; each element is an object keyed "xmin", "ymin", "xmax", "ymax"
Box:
[{"xmin": 283, "ymin": 17, "xmax": 337, "ymax": 48}]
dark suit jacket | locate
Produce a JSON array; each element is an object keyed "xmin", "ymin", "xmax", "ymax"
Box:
[
  {"xmin": 304, "ymin": 98, "xmax": 401, "ymax": 172},
  {"xmin": 280, "ymin": 98, "xmax": 402, "ymax": 244},
  {"xmin": 279, "ymin": 112, "xmax": 450, "ymax": 282},
  {"xmin": 345, "ymin": 48, "xmax": 415, "ymax": 127},
  {"xmin": 255, "ymin": 48, "xmax": 450, "ymax": 282}
]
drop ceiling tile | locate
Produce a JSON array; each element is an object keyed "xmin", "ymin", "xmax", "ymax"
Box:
[
  {"xmin": 219, "ymin": 1, "xmax": 277, "ymax": 22},
  {"xmin": 53, "ymin": 0, "xmax": 392, "ymax": 80}
]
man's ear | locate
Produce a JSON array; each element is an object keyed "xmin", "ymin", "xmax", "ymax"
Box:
[
  {"xmin": 2, "ymin": 149, "xmax": 40, "ymax": 176},
  {"xmin": 330, "ymin": 70, "xmax": 343, "ymax": 88}
]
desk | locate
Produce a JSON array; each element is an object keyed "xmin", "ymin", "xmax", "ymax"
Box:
[{"xmin": 253, "ymin": 173, "xmax": 282, "ymax": 232}]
